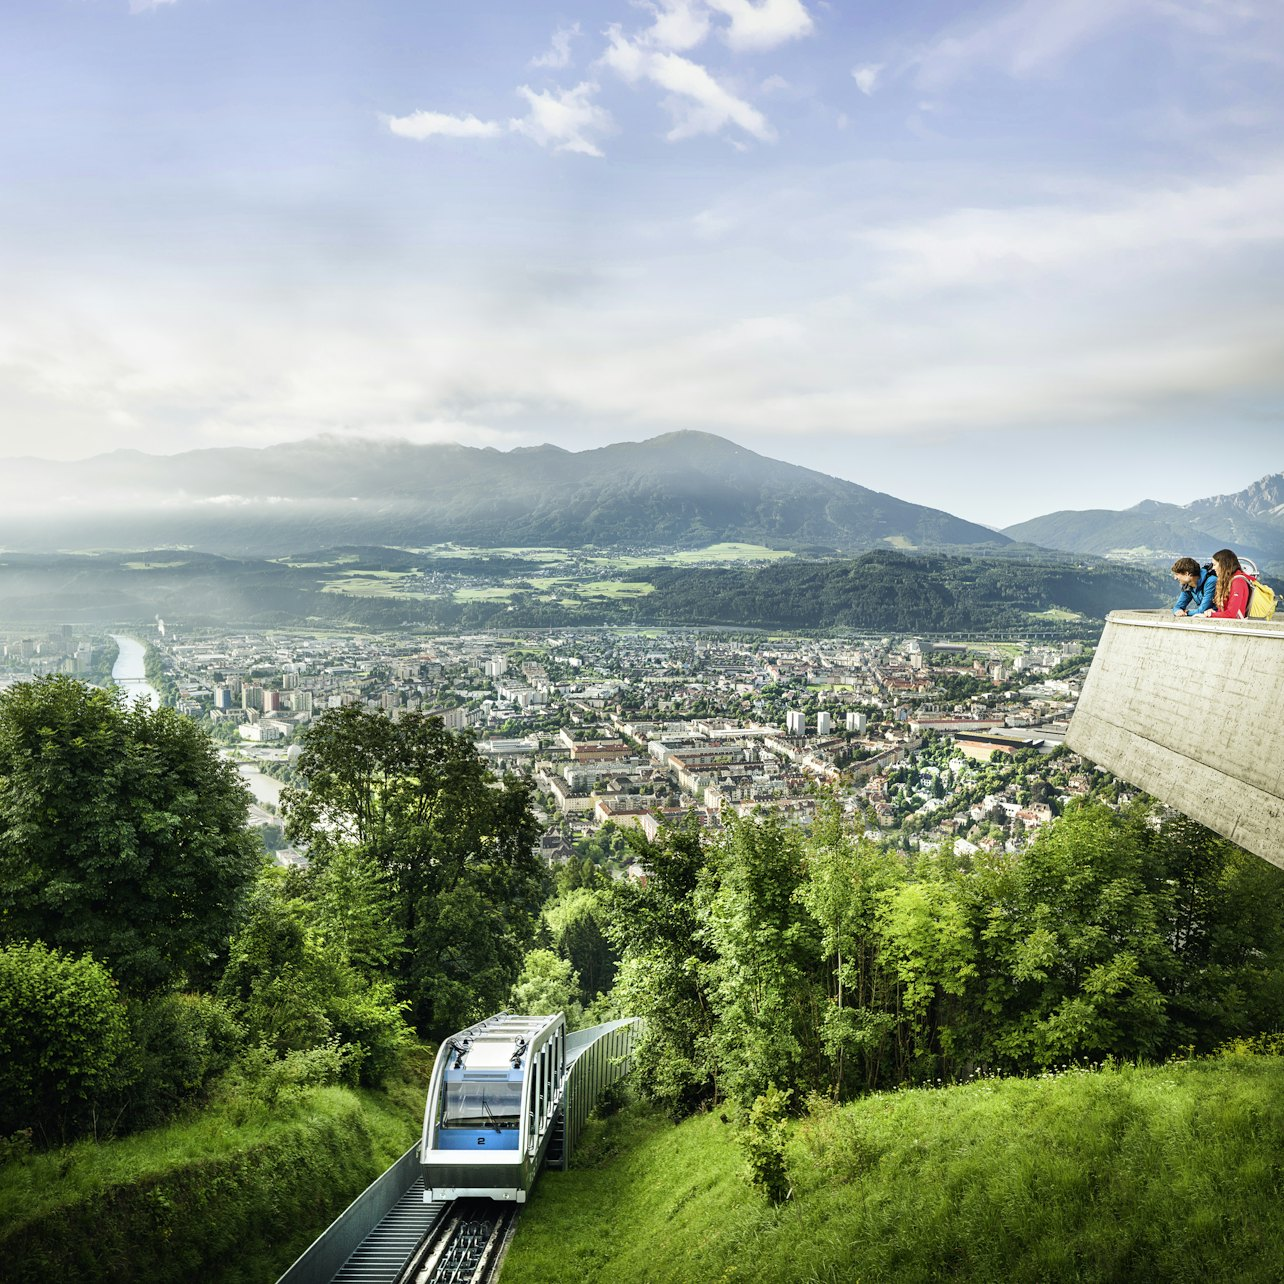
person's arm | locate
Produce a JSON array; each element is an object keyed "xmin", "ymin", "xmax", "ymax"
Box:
[{"xmin": 1173, "ymin": 586, "xmax": 1194, "ymax": 615}]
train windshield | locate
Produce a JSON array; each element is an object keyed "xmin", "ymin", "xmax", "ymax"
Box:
[{"xmin": 439, "ymin": 1079, "xmax": 522, "ymax": 1130}]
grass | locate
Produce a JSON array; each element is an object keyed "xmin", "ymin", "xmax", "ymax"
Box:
[
  {"xmin": 579, "ymin": 581, "xmax": 656, "ymax": 599},
  {"xmin": 454, "ymin": 587, "xmax": 518, "ymax": 602},
  {"xmin": 1028, "ymin": 607, "xmax": 1084, "ymax": 621},
  {"xmin": 502, "ymin": 1054, "xmax": 1284, "ymax": 1284},
  {"xmin": 0, "ymin": 1075, "xmax": 424, "ymax": 1283}
]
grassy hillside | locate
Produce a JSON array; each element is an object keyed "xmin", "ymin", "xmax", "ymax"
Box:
[
  {"xmin": 0, "ymin": 1076, "xmax": 423, "ymax": 1283},
  {"xmin": 503, "ymin": 1052, "xmax": 1284, "ymax": 1284}
]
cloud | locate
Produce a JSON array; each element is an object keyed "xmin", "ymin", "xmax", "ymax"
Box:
[
  {"xmin": 640, "ymin": 0, "xmax": 712, "ymax": 52},
  {"xmin": 603, "ymin": 29, "xmax": 776, "ymax": 142},
  {"xmin": 510, "ymin": 82, "xmax": 613, "ymax": 156},
  {"xmin": 128, "ymin": 0, "xmax": 178, "ymax": 11},
  {"xmin": 384, "ymin": 85, "xmax": 611, "ymax": 157},
  {"xmin": 705, "ymin": 0, "xmax": 815, "ymax": 52},
  {"xmin": 851, "ymin": 63, "xmax": 882, "ymax": 95},
  {"xmin": 383, "ymin": 111, "xmax": 505, "ymax": 141},
  {"xmin": 531, "ymin": 22, "xmax": 581, "ymax": 70},
  {"xmin": 862, "ymin": 167, "xmax": 1284, "ymax": 294}
]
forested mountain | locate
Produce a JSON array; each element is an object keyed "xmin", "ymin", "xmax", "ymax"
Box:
[
  {"xmin": 1003, "ymin": 471, "xmax": 1284, "ymax": 566},
  {"xmin": 0, "ymin": 432, "xmax": 1008, "ymax": 556},
  {"xmin": 0, "ymin": 548, "xmax": 1165, "ymax": 633}
]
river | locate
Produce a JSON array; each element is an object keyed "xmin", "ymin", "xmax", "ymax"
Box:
[{"xmin": 110, "ymin": 634, "xmax": 161, "ymax": 709}]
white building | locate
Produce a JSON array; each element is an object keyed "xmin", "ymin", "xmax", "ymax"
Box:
[{"xmin": 786, "ymin": 711, "xmax": 806, "ymax": 737}]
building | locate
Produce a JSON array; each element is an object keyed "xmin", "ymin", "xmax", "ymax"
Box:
[
  {"xmin": 846, "ymin": 711, "xmax": 867, "ymax": 733},
  {"xmin": 815, "ymin": 711, "xmax": 832, "ymax": 736},
  {"xmin": 786, "ymin": 711, "xmax": 805, "ymax": 737}
]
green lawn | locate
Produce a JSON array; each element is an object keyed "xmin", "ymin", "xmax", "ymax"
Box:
[{"xmin": 503, "ymin": 1054, "xmax": 1284, "ymax": 1284}]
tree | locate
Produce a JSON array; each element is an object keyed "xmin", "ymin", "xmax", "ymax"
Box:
[
  {"xmin": 609, "ymin": 820, "xmax": 719, "ymax": 1116},
  {"xmin": 218, "ymin": 867, "xmax": 413, "ymax": 1086},
  {"xmin": 702, "ymin": 813, "xmax": 821, "ymax": 1106},
  {"xmin": 509, "ymin": 948, "xmax": 581, "ymax": 1022},
  {"xmin": 282, "ymin": 707, "xmax": 543, "ymax": 1037},
  {"xmin": 546, "ymin": 887, "xmax": 619, "ymax": 1005},
  {"xmin": 0, "ymin": 677, "xmax": 263, "ymax": 993}
]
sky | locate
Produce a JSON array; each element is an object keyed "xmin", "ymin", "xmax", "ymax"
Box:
[{"xmin": 2, "ymin": 0, "xmax": 1282, "ymax": 528}]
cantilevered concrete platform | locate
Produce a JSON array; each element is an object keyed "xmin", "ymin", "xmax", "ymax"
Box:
[{"xmin": 1066, "ymin": 610, "xmax": 1284, "ymax": 868}]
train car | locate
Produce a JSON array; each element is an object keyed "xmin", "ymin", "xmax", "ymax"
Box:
[{"xmin": 420, "ymin": 1011, "xmax": 567, "ymax": 1203}]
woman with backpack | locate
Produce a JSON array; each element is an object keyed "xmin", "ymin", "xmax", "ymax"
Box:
[{"xmin": 1200, "ymin": 548, "xmax": 1254, "ymax": 619}]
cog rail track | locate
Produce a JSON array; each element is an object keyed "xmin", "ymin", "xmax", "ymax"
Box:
[{"xmin": 402, "ymin": 1199, "xmax": 516, "ymax": 1284}]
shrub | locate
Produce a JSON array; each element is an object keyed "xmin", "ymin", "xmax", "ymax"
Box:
[
  {"xmin": 327, "ymin": 983, "xmax": 413, "ymax": 1087},
  {"xmin": 124, "ymin": 992, "xmax": 245, "ymax": 1126},
  {"xmin": 0, "ymin": 942, "xmax": 133, "ymax": 1143},
  {"xmin": 739, "ymin": 1084, "xmax": 792, "ymax": 1204}
]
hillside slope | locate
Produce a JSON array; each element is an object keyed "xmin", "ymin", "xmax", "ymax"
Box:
[
  {"xmin": 504, "ymin": 1054, "xmax": 1284, "ymax": 1284},
  {"xmin": 0, "ymin": 432, "xmax": 1009, "ymax": 556},
  {"xmin": 1003, "ymin": 471, "xmax": 1284, "ymax": 566}
]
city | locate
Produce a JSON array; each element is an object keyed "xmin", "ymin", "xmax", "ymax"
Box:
[{"xmin": 1, "ymin": 622, "xmax": 1097, "ymax": 865}]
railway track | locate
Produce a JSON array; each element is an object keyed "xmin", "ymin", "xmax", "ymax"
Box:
[{"xmin": 403, "ymin": 1199, "xmax": 516, "ymax": 1284}]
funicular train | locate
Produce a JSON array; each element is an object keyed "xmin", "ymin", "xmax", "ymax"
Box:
[
  {"xmin": 420, "ymin": 1011, "xmax": 568, "ymax": 1203},
  {"xmin": 420, "ymin": 1010, "xmax": 638, "ymax": 1204}
]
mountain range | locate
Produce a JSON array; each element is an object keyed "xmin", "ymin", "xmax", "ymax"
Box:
[
  {"xmin": 1002, "ymin": 474, "xmax": 1284, "ymax": 568},
  {"xmin": 0, "ymin": 432, "xmax": 1009, "ymax": 557},
  {"xmin": 2, "ymin": 430, "xmax": 1279, "ymax": 567}
]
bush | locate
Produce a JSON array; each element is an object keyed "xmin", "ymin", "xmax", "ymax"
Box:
[
  {"xmin": 124, "ymin": 993, "xmax": 245, "ymax": 1126},
  {"xmin": 221, "ymin": 1041, "xmax": 355, "ymax": 1117},
  {"xmin": 0, "ymin": 942, "xmax": 133, "ymax": 1143},
  {"xmin": 327, "ymin": 983, "xmax": 413, "ymax": 1087},
  {"xmin": 739, "ymin": 1084, "xmax": 791, "ymax": 1204}
]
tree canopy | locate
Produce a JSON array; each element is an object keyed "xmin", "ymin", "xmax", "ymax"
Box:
[
  {"xmin": 282, "ymin": 706, "xmax": 544, "ymax": 1038},
  {"xmin": 0, "ymin": 676, "xmax": 263, "ymax": 993}
]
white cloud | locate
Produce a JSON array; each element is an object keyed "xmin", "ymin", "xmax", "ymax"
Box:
[
  {"xmin": 862, "ymin": 167, "xmax": 1284, "ymax": 293},
  {"xmin": 705, "ymin": 0, "xmax": 815, "ymax": 52},
  {"xmin": 640, "ymin": 0, "xmax": 713, "ymax": 52},
  {"xmin": 603, "ymin": 29, "xmax": 775, "ymax": 142},
  {"xmin": 851, "ymin": 63, "xmax": 882, "ymax": 95},
  {"xmin": 383, "ymin": 111, "xmax": 504, "ymax": 141},
  {"xmin": 128, "ymin": 0, "xmax": 178, "ymax": 11},
  {"xmin": 510, "ymin": 82, "xmax": 613, "ymax": 157},
  {"xmin": 531, "ymin": 23, "xmax": 581, "ymax": 70},
  {"xmin": 909, "ymin": 0, "xmax": 1147, "ymax": 91}
]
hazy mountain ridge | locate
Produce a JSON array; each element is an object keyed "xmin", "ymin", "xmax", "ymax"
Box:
[
  {"xmin": 0, "ymin": 432, "xmax": 1011, "ymax": 557},
  {"xmin": 1003, "ymin": 470, "xmax": 1284, "ymax": 566}
]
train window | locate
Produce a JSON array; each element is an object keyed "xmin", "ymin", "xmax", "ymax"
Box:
[{"xmin": 439, "ymin": 1078, "xmax": 521, "ymax": 1130}]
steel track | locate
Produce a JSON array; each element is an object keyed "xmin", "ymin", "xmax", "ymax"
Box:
[{"xmin": 401, "ymin": 1199, "xmax": 516, "ymax": 1284}]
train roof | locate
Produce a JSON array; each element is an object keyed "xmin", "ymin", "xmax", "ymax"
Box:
[{"xmin": 441, "ymin": 1012, "xmax": 563, "ymax": 1072}]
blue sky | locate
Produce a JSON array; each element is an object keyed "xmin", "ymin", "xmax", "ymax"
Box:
[{"xmin": 2, "ymin": 0, "xmax": 1282, "ymax": 526}]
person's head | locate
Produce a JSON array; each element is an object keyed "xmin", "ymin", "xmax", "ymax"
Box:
[
  {"xmin": 1171, "ymin": 556, "xmax": 1201, "ymax": 588},
  {"xmin": 1210, "ymin": 548, "xmax": 1243, "ymax": 607}
]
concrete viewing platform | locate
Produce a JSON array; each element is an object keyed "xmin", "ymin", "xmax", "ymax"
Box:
[{"xmin": 1065, "ymin": 610, "xmax": 1284, "ymax": 869}]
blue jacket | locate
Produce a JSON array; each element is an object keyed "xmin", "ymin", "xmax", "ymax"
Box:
[{"xmin": 1173, "ymin": 565, "xmax": 1217, "ymax": 615}]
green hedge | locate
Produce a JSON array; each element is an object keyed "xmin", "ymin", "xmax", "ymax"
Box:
[{"xmin": 0, "ymin": 1087, "xmax": 416, "ymax": 1283}]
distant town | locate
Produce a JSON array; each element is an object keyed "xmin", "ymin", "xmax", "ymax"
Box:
[{"xmin": 1, "ymin": 622, "xmax": 1103, "ymax": 868}]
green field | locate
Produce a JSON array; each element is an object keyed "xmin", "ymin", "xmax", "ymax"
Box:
[
  {"xmin": 320, "ymin": 571, "xmax": 426, "ymax": 598},
  {"xmin": 504, "ymin": 1053, "xmax": 1284, "ymax": 1284}
]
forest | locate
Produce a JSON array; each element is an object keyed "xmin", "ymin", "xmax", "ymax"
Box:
[{"xmin": 4, "ymin": 681, "xmax": 1284, "ymax": 1280}]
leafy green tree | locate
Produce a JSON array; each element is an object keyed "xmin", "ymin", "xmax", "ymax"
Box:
[
  {"xmin": 796, "ymin": 805, "xmax": 902, "ymax": 1095},
  {"xmin": 978, "ymin": 803, "xmax": 1170, "ymax": 1068},
  {"xmin": 545, "ymin": 887, "xmax": 619, "ymax": 1005},
  {"xmin": 509, "ymin": 948, "xmax": 581, "ymax": 1022},
  {"xmin": 218, "ymin": 868, "xmax": 413, "ymax": 1086},
  {"xmin": 702, "ymin": 814, "xmax": 821, "ymax": 1106},
  {"xmin": 0, "ymin": 677, "xmax": 263, "ymax": 993},
  {"xmin": 0, "ymin": 941, "xmax": 133, "ymax": 1142},
  {"xmin": 610, "ymin": 821, "xmax": 718, "ymax": 1116},
  {"xmin": 282, "ymin": 707, "xmax": 543, "ymax": 1037}
]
